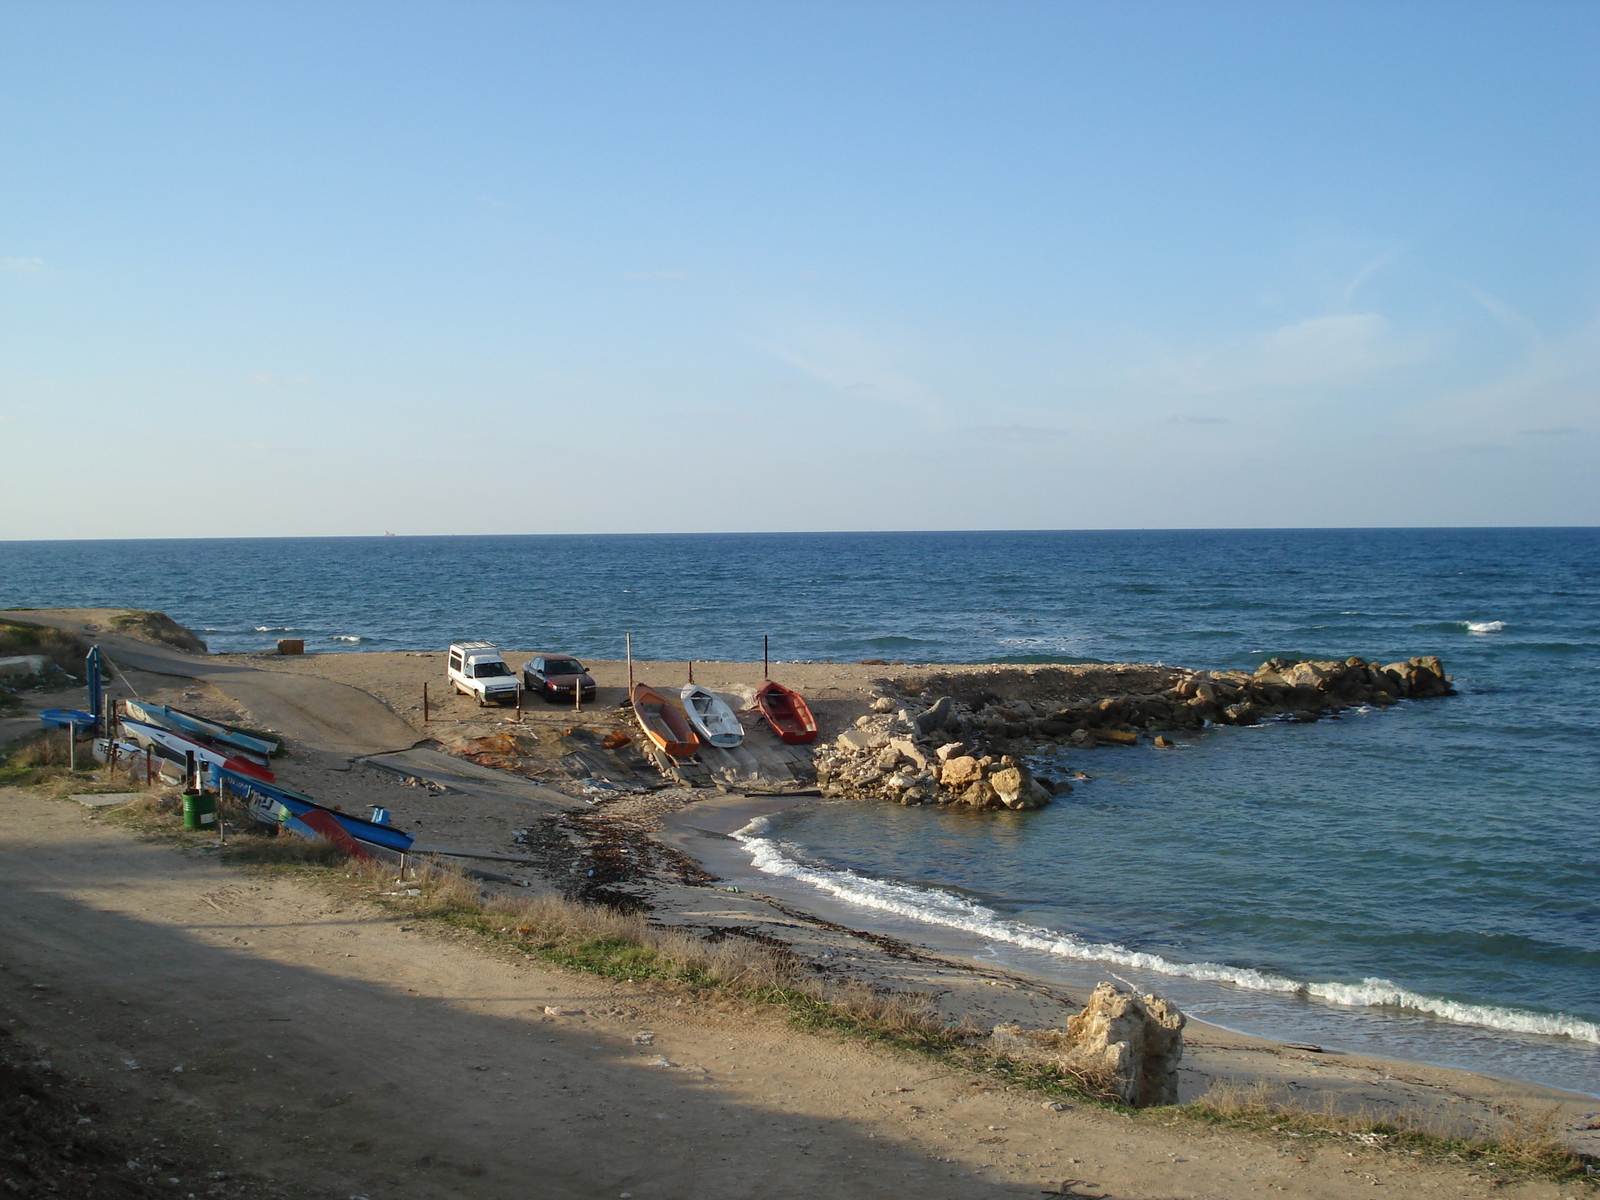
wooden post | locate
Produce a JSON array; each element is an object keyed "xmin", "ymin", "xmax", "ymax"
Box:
[
  {"xmin": 423, "ymin": 681, "xmax": 430, "ymax": 724},
  {"xmin": 145, "ymin": 746, "xmax": 153, "ymax": 786},
  {"xmin": 626, "ymin": 633, "xmax": 633, "ymax": 694},
  {"xmin": 764, "ymin": 635, "xmax": 769, "ymax": 680},
  {"xmin": 688, "ymin": 660, "xmax": 694, "ymax": 684}
]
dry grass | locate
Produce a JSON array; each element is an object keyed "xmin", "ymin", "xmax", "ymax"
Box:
[
  {"xmin": 0, "ymin": 616, "xmax": 89, "ymax": 677},
  {"xmin": 71, "ymin": 796, "xmax": 1598, "ymax": 1185},
  {"xmin": 1185, "ymin": 1080, "xmax": 1585, "ymax": 1179},
  {"xmin": 0, "ymin": 729, "xmax": 102, "ymax": 788}
]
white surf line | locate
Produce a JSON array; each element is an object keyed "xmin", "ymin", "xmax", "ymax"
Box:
[{"xmin": 731, "ymin": 817, "xmax": 1600, "ymax": 1047}]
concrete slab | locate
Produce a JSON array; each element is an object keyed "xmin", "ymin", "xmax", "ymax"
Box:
[{"xmin": 71, "ymin": 793, "xmax": 142, "ymax": 807}]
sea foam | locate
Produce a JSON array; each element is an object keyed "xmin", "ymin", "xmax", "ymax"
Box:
[
  {"xmin": 732, "ymin": 819, "xmax": 1600, "ymax": 1047},
  {"xmin": 1463, "ymin": 620, "xmax": 1507, "ymax": 634}
]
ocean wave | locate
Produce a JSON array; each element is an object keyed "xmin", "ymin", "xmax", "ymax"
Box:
[
  {"xmin": 331, "ymin": 635, "xmax": 367, "ymax": 643},
  {"xmin": 1461, "ymin": 620, "xmax": 1507, "ymax": 634},
  {"xmin": 252, "ymin": 626, "xmax": 295, "ymax": 633},
  {"xmin": 732, "ymin": 820, "xmax": 1600, "ymax": 1046}
]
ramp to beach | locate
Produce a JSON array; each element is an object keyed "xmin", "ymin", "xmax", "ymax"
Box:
[{"xmin": 16, "ymin": 611, "xmax": 421, "ymax": 760}]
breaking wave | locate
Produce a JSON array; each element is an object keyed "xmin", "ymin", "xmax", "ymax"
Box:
[
  {"xmin": 252, "ymin": 625, "xmax": 295, "ymax": 633},
  {"xmin": 331, "ymin": 635, "xmax": 367, "ymax": 643},
  {"xmin": 1462, "ymin": 620, "xmax": 1507, "ymax": 634},
  {"xmin": 731, "ymin": 818, "xmax": 1600, "ymax": 1047}
]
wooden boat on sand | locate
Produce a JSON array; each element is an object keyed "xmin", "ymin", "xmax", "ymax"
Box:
[
  {"xmin": 755, "ymin": 680, "xmax": 818, "ymax": 744},
  {"xmin": 631, "ymin": 683, "xmax": 700, "ymax": 757},
  {"xmin": 680, "ymin": 684, "xmax": 743, "ymax": 748}
]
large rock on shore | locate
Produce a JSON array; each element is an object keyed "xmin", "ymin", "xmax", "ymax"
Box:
[{"xmin": 990, "ymin": 982, "xmax": 1185, "ymax": 1107}]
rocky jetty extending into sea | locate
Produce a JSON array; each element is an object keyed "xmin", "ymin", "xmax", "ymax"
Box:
[{"xmin": 815, "ymin": 654, "xmax": 1454, "ymax": 810}]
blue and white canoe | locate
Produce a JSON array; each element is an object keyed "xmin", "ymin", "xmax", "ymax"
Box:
[
  {"xmin": 121, "ymin": 717, "xmax": 276, "ymax": 782},
  {"xmin": 121, "ymin": 700, "xmax": 279, "ymax": 760},
  {"xmin": 210, "ymin": 764, "xmax": 414, "ymax": 862}
]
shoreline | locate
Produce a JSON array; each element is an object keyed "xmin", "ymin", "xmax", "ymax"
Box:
[
  {"xmin": 654, "ymin": 791, "xmax": 1600, "ymax": 1106},
  {"xmin": 7, "ymin": 612, "xmax": 1599, "ymax": 1150}
]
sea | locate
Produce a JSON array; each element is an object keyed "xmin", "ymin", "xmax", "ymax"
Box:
[{"xmin": 3, "ymin": 528, "xmax": 1597, "ymax": 1095}]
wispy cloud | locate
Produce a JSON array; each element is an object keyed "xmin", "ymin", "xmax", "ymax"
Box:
[
  {"xmin": 1464, "ymin": 285, "xmax": 1543, "ymax": 346},
  {"xmin": 1, "ymin": 256, "xmax": 46, "ymax": 273},
  {"xmin": 1143, "ymin": 312, "xmax": 1429, "ymax": 395},
  {"xmin": 1341, "ymin": 250, "xmax": 1400, "ymax": 303},
  {"xmin": 750, "ymin": 331, "xmax": 948, "ymax": 419},
  {"xmin": 1405, "ymin": 308, "xmax": 1600, "ymax": 446},
  {"xmin": 966, "ymin": 423, "xmax": 1071, "ymax": 441}
]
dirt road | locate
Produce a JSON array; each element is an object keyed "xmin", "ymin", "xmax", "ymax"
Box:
[{"xmin": 2, "ymin": 789, "xmax": 1580, "ymax": 1200}]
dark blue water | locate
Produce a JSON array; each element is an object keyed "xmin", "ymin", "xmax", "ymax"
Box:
[{"xmin": 3, "ymin": 529, "xmax": 1597, "ymax": 1091}]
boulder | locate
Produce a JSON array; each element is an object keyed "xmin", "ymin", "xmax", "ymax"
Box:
[
  {"xmin": 836, "ymin": 728, "xmax": 884, "ymax": 752},
  {"xmin": 887, "ymin": 737, "xmax": 929, "ymax": 771},
  {"xmin": 989, "ymin": 982, "xmax": 1185, "ymax": 1108},
  {"xmin": 990, "ymin": 764, "xmax": 1049, "ymax": 810},
  {"xmin": 870, "ymin": 695, "xmax": 897, "ymax": 713},
  {"xmin": 1061, "ymin": 982, "xmax": 1185, "ymax": 1107},
  {"xmin": 1094, "ymin": 728, "xmax": 1139, "ymax": 745},
  {"xmin": 912, "ymin": 696, "xmax": 954, "ymax": 737},
  {"xmin": 934, "ymin": 741, "xmax": 966, "ymax": 763},
  {"xmin": 960, "ymin": 779, "xmax": 999, "ymax": 808},
  {"xmin": 940, "ymin": 755, "xmax": 984, "ymax": 788}
]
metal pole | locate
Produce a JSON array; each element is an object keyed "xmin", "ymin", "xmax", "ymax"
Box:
[
  {"xmin": 626, "ymin": 633, "xmax": 633, "ymax": 694},
  {"xmin": 423, "ymin": 681, "xmax": 430, "ymax": 724},
  {"xmin": 764, "ymin": 635, "xmax": 769, "ymax": 680},
  {"xmin": 68, "ymin": 722, "xmax": 76, "ymax": 772}
]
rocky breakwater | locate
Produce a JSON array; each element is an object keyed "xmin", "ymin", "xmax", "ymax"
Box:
[{"xmin": 812, "ymin": 655, "xmax": 1452, "ymax": 810}]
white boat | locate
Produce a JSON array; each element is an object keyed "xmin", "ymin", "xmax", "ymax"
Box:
[{"xmin": 679, "ymin": 684, "xmax": 744, "ymax": 748}]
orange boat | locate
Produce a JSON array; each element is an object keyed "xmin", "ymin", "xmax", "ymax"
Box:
[
  {"xmin": 755, "ymin": 680, "xmax": 818, "ymax": 745},
  {"xmin": 631, "ymin": 683, "xmax": 700, "ymax": 757}
]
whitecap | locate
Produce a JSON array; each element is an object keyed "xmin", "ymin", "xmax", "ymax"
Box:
[
  {"xmin": 731, "ymin": 820, "xmax": 1600, "ymax": 1047},
  {"xmin": 331, "ymin": 635, "xmax": 366, "ymax": 644},
  {"xmin": 253, "ymin": 626, "xmax": 294, "ymax": 633},
  {"xmin": 1462, "ymin": 620, "xmax": 1507, "ymax": 634}
]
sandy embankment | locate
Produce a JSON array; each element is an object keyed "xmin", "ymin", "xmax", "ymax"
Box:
[{"xmin": 3, "ymin": 611, "xmax": 1596, "ymax": 1198}]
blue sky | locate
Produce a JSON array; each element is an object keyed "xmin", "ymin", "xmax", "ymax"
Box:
[{"xmin": 3, "ymin": 1, "xmax": 1596, "ymax": 537}]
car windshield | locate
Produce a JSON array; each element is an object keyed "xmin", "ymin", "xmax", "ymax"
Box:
[
  {"xmin": 545, "ymin": 660, "xmax": 583, "ymax": 676},
  {"xmin": 473, "ymin": 661, "xmax": 513, "ymax": 678}
]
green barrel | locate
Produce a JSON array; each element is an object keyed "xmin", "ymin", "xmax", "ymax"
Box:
[{"xmin": 182, "ymin": 791, "xmax": 217, "ymax": 830}]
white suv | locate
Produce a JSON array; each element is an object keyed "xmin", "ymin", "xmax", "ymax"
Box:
[{"xmin": 447, "ymin": 641, "xmax": 521, "ymax": 706}]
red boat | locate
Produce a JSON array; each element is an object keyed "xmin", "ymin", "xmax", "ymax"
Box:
[
  {"xmin": 755, "ymin": 680, "xmax": 818, "ymax": 745},
  {"xmin": 631, "ymin": 683, "xmax": 700, "ymax": 758}
]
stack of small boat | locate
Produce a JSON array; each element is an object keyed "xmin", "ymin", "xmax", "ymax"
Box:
[
  {"xmin": 106, "ymin": 699, "xmax": 280, "ymax": 783},
  {"xmin": 97, "ymin": 698, "xmax": 414, "ymax": 861}
]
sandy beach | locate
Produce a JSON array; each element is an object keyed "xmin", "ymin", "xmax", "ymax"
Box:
[{"xmin": 2, "ymin": 610, "xmax": 1596, "ymax": 1199}]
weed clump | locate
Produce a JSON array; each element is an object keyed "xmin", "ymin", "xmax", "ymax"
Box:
[{"xmin": 1184, "ymin": 1080, "xmax": 1584, "ymax": 1179}]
